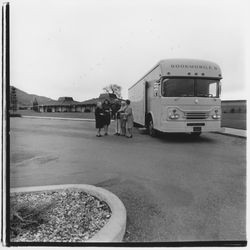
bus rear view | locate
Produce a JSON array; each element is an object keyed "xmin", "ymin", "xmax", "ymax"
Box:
[{"xmin": 128, "ymin": 59, "xmax": 222, "ymax": 136}]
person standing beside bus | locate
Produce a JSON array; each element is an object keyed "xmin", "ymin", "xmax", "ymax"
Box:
[
  {"xmin": 102, "ymin": 99, "xmax": 111, "ymax": 136},
  {"xmin": 112, "ymin": 99, "xmax": 121, "ymax": 135},
  {"xmin": 118, "ymin": 101, "xmax": 127, "ymax": 136},
  {"xmin": 124, "ymin": 99, "xmax": 134, "ymax": 138},
  {"xmin": 95, "ymin": 102, "xmax": 104, "ymax": 137}
]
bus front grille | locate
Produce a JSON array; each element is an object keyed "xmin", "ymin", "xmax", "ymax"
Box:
[{"xmin": 184, "ymin": 112, "xmax": 209, "ymax": 119}]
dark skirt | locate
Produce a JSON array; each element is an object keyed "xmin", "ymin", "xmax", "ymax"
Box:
[
  {"xmin": 103, "ymin": 113, "xmax": 111, "ymax": 126},
  {"xmin": 95, "ymin": 107, "xmax": 104, "ymax": 129},
  {"xmin": 95, "ymin": 117, "xmax": 104, "ymax": 129}
]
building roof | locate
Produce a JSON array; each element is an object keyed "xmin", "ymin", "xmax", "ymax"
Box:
[
  {"xmin": 41, "ymin": 97, "xmax": 80, "ymax": 106},
  {"xmin": 39, "ymin": 94, "xmax": 123, "ymax": 107}
]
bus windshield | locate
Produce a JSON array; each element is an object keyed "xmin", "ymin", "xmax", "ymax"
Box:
[{"xmin": 162, "ymin": 78, "xmax": 220, "ymax": 98}]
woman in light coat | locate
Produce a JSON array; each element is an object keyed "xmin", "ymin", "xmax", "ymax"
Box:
[
  {"xmin": 118, "ymin": 101, "xmax": 127, "ymax": 136},
  {"xmin": 124, "ymin": 99, "xmax": 134, "ymax": 138}
]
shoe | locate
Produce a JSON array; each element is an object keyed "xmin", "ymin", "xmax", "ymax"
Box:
[
  {"xmin": 96, "ymin": 134, "xmax": 102, "ymax": 137},
  {"xmin": 117, "ymin": 133, "xmax": 120, "ymax": 136},
  {"xmin": 104, "ymin": 133, "xmax": 108, "ymax": 136},
  {"xmin": 114, "ymin": 132, "xmax": 119, "ymax": 135},
  {"xmin": 126, "ymin": 135, "xmax": 133, "ymax": 138}
]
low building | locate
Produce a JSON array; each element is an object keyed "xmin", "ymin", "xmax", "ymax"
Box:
[
  {"xmin": 222, "ymin": 100, "xmax": 246, "ymax": 113},
  {"xmin": 38, "ymin": 97, "xmax": 80, "ymax": 112},
  {"xmin": 38, "ymin": 93, "xmax": 123, "ymax": 113}
]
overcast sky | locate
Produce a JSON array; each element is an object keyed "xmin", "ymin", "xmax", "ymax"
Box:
[{"xmin": 10, "ymin": 0, "xmax": 249, "ymax": 101}]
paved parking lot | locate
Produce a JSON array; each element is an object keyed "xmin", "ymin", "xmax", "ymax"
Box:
[{"xmin": 10, "ymin": 117, "xmax": 246, "ymax": 242}]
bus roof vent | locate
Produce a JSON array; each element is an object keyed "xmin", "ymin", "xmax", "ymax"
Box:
[
  {"xmin": 195, "ymin": 73, "xmax": 198, "ymax": 75},
  {"xmin": 202, "ymin": 73, "xmax": 205, "ymax": 76},
  {"xmin": 188, "ymin": 72, "xmax": 191, "ymax": 75},
  {"xmin": 167, "ymin": 72, "xmax": 171, "ymax": 75}
]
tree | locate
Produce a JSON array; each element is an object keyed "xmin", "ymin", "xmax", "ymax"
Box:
[
  {"xmin": 103, "ymin": 84, "xmax": 122, "ymax": 98},
  {"xmin": 33, "ymin": 98, "xmax": 39, "ymax": 112},
  {"xmin": 10, "ymin": 86, "xmax": 18, "ymax": 113}
]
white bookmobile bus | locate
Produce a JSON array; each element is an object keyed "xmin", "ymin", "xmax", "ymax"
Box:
[{"xmin": 128, "ymin": 59, "xmax": 222, "ymax": 136}]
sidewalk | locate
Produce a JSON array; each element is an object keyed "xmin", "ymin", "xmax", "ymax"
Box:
[
  {"xmin": 20, "ymin": 115, "xmax": 246, "ymax": 138},
  {"xmin": 218, "ymin": 127, "xmax": 247, "ymax": 138}
]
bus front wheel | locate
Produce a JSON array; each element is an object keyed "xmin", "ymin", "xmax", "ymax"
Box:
[{"xmin": 148, "ymin": 118, "xmax": 156, "ymax": 137}]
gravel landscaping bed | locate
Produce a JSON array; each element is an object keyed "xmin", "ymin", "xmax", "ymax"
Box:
[{"xmin": 10, "ymin": 189, "xmax": 112, "ymax": 242}]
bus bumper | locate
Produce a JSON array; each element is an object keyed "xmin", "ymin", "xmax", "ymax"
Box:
[{"xmin": 159, "ymin": 120, "xmax": 221, "ymax": 133}]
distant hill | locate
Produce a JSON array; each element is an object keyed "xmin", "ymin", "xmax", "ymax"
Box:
[{"xmin": 9, "ymin": 86, "xmax": 55, "ymax": 106}]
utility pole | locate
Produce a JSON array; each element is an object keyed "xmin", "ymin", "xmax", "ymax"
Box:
[{"xmin": 2, "ymin": 2, "xmax": 10, "ymax": 246}]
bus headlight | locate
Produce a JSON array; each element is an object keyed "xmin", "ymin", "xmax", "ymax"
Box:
[
  {"xmin": 169, "ymin": 109, "xmax": 180, "ymax": 120},
  {"xmin": 212, "ymin": 109, "xmax": 221, "ymax": 119}
]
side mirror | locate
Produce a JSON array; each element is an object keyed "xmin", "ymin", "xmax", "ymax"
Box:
[
  {"xmin": 153, "ymin": 82, "xmax": 161, "ymax": 97},
  {"xmin": 219, "ymin": 83, "xmax": 221, "ymax": 96}
]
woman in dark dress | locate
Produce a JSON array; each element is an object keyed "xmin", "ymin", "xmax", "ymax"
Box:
[
  {"xmin": 102, "ymin": 99, "xmax": 111, "ymax": 135},
  {"xmin": 95, "ymin": 102, "xmax": 104, "ymax": 137}
]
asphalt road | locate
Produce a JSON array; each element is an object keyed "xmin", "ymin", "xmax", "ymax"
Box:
[{"xmin": 10, "ymin": 118, "xmax": 246, "ymax": 242}]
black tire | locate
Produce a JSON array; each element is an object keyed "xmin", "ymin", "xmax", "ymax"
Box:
[{"xmin": 148, "ymin": 118, "xmax": 157, "ymax": 137}]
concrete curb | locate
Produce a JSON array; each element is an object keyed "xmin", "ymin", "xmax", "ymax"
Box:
[
  {"xmin": 214, "ymin": 127, "xmax": 246, "ymax": 138},
  {"xmin": 10, "ymin": 184, "xmax": 127, "ymax": 242}
]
